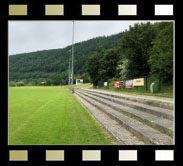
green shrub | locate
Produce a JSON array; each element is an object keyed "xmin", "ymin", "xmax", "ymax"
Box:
[
  {"xmin": 16, "ymin": 82, "xmax": 24, "ymax": 86},
  {"xmin": 9, "ymin": 81, "xmax": 16, "ymax": 87}
]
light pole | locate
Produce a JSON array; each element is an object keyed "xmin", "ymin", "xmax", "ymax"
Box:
[
  {"xmin": 68, "ymin": 49, "xmax": 71, "ymax": 91},
  {"xmin": 71, "ymin": 21, "xmax": 75, "ymax": 93},
  {"xmin": 68, "ymin": 54, "xmax": 70, "ymax": 86}
]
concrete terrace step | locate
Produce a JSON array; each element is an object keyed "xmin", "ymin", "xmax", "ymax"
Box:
[
  {"xmin": 78, "ymin": 91, "xmax": 173, "ymax": 137},
  {"xmin": 74, "ymin": 93, "xmax": 145, "ymax": 145},
  {"xmin": 80, "ymin": 89, "xmax": 173, "ymax": 121},
  {"xmin": 84, "ymin": 89, "xmax": 173, "ymax": 110},
  {"xmin": 76, "ymin": 92, "xmax": 173, "ymax": 145}
]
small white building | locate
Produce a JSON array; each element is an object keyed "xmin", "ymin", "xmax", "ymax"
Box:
[{"xmin": 76, "ymin": 79, "xmax": 83, "ymax": 85}]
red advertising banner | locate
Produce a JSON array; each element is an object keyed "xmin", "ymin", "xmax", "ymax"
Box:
[{"xmin": 114, "ymin": 81, "xmax": 120, "ymax": 88}]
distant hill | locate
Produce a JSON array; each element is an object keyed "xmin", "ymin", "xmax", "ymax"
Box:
[{"xmin": 9, "ymin": 32, "xmax": 124, "ymax": 85}]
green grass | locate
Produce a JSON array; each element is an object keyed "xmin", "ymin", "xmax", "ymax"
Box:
[
  {"xmin": 56, "ymin": 83, "xmax": 91, "ymax": 89},
  {"xmin": 97, "ymin": 84, "xmax": 173, "ymax": 98},
  {"xmin": 9, "ymin": 87, "xmax": 114, "ymax": 145}
]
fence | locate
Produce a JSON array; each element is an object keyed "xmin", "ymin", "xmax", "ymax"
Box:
[{"xmin": 97, "ymin": 75, "xmax": 161, "ymax": 93}]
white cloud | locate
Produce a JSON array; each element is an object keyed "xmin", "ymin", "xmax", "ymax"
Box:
[{"xmin": 9, "ymin": 21, "xmax": 156, "ymax": 55}]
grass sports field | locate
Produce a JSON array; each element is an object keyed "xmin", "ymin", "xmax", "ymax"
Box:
[{"xmin": 9, "ymin": 87, "xmax": 114, "ymax": 145}]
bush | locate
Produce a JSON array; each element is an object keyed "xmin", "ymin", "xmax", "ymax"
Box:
[
  {"xmin": 16, "ymin": 82, "xmax": 24, "ymax": 86},
  {"xmin": 9, "ymin": 81, "xmax": 16, "ymax": 87}
]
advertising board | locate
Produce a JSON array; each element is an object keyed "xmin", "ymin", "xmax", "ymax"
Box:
[
  {"xmin": 125, "ymin": 80, "xmax": 133, "ymax": 88},
  {"xmin": 114, "ymin": 81, "xmax": 120, "ymax": 88},
  {"xmin": 133, "ymin": 78, "xmax": 144, "ymax": 86}
]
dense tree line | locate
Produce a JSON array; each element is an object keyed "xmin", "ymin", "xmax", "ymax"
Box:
[
  {"xmin": 10, "ymin": 22, "xmax": 173, "ymax": 87},
  {"xmin": 87, "ymin": 46, "xmax": 120, "ymax": 87},
  {"xmin": 87, "ymin": 22, "xmax": 173, "ymax": 86},
  {"xmin": 9, "ymin": 32, "xmax": 123, "ymax": 86}
]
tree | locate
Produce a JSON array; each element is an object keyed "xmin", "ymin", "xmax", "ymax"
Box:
[
  {"xmin": 120, "ymin": 22, "xmax": 157, "ymax": 78},
  {"xmin": 99, "ymin": 47, "xmax": 120, "ymax": 81},
  {"xmin": 87, "ymin": 46, "xmax": 121, "ymax": 86},
  {"xmin": 116, "ymin": 59, "xmax": 129, "ymax": 80},
  {"xmin": 87, "ymin": 46, "xmax": 105, "ymax": 87},
  {"xmin": 148, "ymin": 22, "xmax": 173, "ymax": 83}
]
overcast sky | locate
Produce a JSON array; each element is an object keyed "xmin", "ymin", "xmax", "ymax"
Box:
[{"xmin": 9, "ymin": 21, "xmax": 156, "ymax": 55}]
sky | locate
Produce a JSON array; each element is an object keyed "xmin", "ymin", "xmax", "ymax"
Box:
[{"xmin": 9, "ymin": 21, "xmax": 157, "ymax": 55}]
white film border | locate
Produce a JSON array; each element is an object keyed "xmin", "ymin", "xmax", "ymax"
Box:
[
  {"xmin": 7, "ymin": 0, "xmax": 176, "ymax": 165},
  {"xmin": 155, "ymin": 150, "xmax": 174, "ymax": 161},
  {"xmin": 118, "ymin": 5, "xmax": 137, "ymax": 16},
  {"xmin": 9, "ymin": 150, "xmax": 176, "ymax": 161},
  {"xmin": 155, "ymin": 5, "xmax": 174, "ymax": 16},
  {"xmin": 8, "ymin": 4, "xmax": 174, "ymax": 16}
]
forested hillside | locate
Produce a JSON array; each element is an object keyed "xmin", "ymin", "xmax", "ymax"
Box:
[
  {"xmin": 9, "ymin": 32, "xmax": 124, "ymax": 85},
  {"xmin": 9, "ymin": 22, "xmax": 173, "ymax": 87}
]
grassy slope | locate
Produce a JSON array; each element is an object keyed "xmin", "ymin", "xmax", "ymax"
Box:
[
  {"xmin": 9, "ymin": 87, "xmax": 114, "ymax": 145},
  {"xmin": 97, "ymin": 84, "xmax": 173, "ymax": 98}
]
